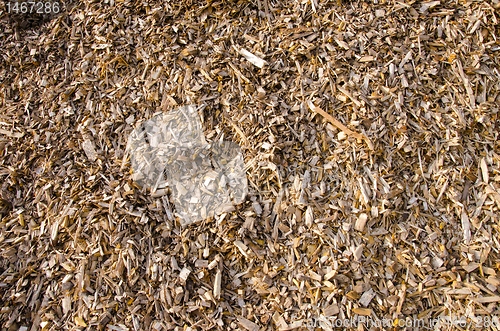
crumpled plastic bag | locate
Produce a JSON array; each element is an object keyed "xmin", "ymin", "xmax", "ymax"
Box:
[{"xmin": 127, "ymin": 105, "xmax": 247, "ymax": 225}]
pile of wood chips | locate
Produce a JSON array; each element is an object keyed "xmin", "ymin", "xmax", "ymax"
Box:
[{"xmin": 1, "ymin": 0, "xmax": 500, "ymax": 330}]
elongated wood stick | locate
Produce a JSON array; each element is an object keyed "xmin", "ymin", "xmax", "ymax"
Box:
[{"xmin": 308, "ymin": 100, "xmax": 374, "ymax": 150}]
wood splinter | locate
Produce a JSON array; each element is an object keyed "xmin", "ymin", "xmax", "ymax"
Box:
[{"xmin": 307, "ymin": 100, "xmax": 374, "ymax": 150}]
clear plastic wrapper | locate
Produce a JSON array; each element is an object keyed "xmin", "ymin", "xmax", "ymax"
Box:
[{"xmin": 127, "ymin": 105, "xmax": 247, "ymax": 225}]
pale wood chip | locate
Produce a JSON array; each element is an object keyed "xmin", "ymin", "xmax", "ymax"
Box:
[{"xmin": 237, "ymin": 316, "xmax": 260, "ymax": 331}]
